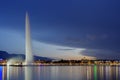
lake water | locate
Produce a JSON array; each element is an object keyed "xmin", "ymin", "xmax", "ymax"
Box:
[{"xmin": 0, "ymin": 65, "xmax": 120, "ymax": 80}]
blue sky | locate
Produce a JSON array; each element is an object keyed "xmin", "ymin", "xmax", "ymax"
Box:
[{"xmin": 0, "ymin": 0, "xmax": 120, "ymax": 59}]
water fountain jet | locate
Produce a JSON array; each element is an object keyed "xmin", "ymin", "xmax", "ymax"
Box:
[
  {"xmin": 24, "ymin": 12, "xmax": 33, "ymax": 65},
  {"xmin": 7, "ymin": 12, "xmax": 34, "ymax": 66}
]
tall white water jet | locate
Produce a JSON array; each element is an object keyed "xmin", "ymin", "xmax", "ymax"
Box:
[{"xmin": 25, "ymin": 12, "xmax": 33, "ymax": 64}]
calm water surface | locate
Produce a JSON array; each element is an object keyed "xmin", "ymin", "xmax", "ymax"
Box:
[{"xmin": 0, "ymin": 65, "xmax": 120, "ymax": 80}]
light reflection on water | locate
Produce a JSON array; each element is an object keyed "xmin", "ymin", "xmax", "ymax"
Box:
[
  {"xmin": 0, "ymin": 66, "xmax": 120, "ymax": 80},
  {"xmin": 25, "ymin": 67, "xmax": 33, "ymax": 80}
]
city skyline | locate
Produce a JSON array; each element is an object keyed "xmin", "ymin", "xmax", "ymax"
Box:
[{"xmin": 0, "ymin": 0, "xmax": 120, "ymax": 59}]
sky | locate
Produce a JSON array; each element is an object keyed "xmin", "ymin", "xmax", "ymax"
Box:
[{"xmin": 0, "ymin": 0, "xmax": 120, "ymax": 59}]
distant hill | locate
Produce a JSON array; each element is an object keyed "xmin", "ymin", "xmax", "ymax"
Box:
[{"xmin": 0, "ymin": 51, "xmax": 53, "ymax": 61}]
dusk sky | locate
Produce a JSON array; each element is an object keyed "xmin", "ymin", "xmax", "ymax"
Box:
[{"xmin": 0, "ymin": 0, "xmax": 120, "ymax": 59}]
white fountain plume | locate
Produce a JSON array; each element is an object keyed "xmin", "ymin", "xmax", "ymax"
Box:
[{"xmin": 25, "ymin": 12, "xmax": 33, "ymax": 65}]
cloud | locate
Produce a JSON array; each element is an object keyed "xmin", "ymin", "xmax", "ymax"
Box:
[
  {"xmin": 86, "ymin": 34, "xmax": 109, "ymax": 41},
  {"xmin": 80, "ymin": 49, "xmax": 120, "ymax": 59},
  {"xmin": 33, "ymin": 32, "xmax": 120, "ymax": 59},
  {"xmin": 57, "ymin": 48, "xmax": 75, "ymax": 51}
]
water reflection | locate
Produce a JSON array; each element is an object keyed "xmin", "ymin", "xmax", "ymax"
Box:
[
  {"xmin": 86, "ymin": 66, "xmax": 92, "ymax": 80},
  {"xmin": 7, "ymin": 65, "xmax": 9, "ymax": 80},
  {"xmin": 0, "ymin": 66, "xmax": 2, "ymax": 80},
  {"xmin": 6, "ymin": 65, "xmax": 24, "ymax": 80},
  {"xmin": 25, "ymin": 67, "xmax": 33, "ymax": 80},
  {"xmin": 0, "ymin": 66, "xmax": 120, "ymax": 80},
  {"xmin": 94, "ymin": 65, "xmax": 97, "ymax": 80}
]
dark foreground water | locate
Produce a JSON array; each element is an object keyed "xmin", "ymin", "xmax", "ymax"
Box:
[{"xmin": 0, "ymin": 65, "xmax": 120, "ymax": 80}]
